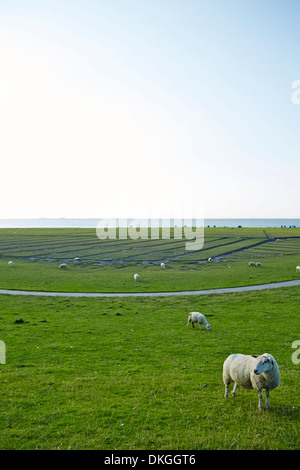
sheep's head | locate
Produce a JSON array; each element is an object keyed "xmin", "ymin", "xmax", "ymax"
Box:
[
  {"xmin": 253, "ymin": 354, "xmax": 274, "ymax": 375},
  {"xmin": 206, "ymin": 323, "xmax": 211, "ymax": 331}
]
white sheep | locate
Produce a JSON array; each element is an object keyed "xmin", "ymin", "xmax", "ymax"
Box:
[
  {"xmin": 296, "ymin": 266, "xmax": 300, "ymax": 273},
  {"xmin": 59, "ymin": 263, "xmax": 67, "ymax": 269},
  {"xmin": 186, "ymin": 312, "xmax": 210, "ymax": 331},
  {"xmin": 256, "ymin": 262, "xmax": 262, "ymax": 267},
  {"xmin": 223, "ymin": 353, "xmax": 280, "ymax": 411},
  {"xmin": 208, "ymin": 257, "xmax": 212, "ymax": 262},
  {"xmin": 160, "ymin": 263, "xmax": 166, "ymax": 269},
  {"xmin": 8, "ymin": 261, "xmax": 14, "ymax": 267},
  {"xmin": 133, "ymin": 273, "xmax": 139, "ymax": 281},
  {"xmin": 74, "ymin": 257, "xmax": 80, "ymax": 262},
  {"xmin": 248, "ymin": 262, "xmax": 256, "ymax": 267}
]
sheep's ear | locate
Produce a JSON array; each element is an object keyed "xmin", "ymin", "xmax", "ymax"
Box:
[
  {"xmin": 263, "ymin": 356, "xmax": 273, "ymax": 364},
  {"xmin": 263, "ymin": 353, "xmax": 273, "ymax": 363}
]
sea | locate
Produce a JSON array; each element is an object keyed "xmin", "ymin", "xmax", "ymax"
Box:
[{"xmin": 0, "ymin": 218, "xmax": 299, "ymax": 229}]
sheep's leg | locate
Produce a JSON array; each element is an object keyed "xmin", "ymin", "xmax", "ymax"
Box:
[
  {"xmin": 198, "ymin": 323, "xmax": 202, "ymax": 329},
  {"xmin": 258, "ymin": 390, "xmax": 263, "ymax": 411},
  {"xmin": 224, "ymin": 384, "xmax": 229, "ymax": 399},
  {"xmin": 266, "ymin": 389, "xmax": 270, "ymax": 409},
  {"xmin": 192, "ymin": 322, "xmax": 195, "ymax": 329},
  {"xmin": 231, "ymin": 383, "xmax": 238, "ymax": 397}
]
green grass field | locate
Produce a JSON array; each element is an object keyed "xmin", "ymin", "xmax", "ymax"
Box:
[
  {"xmin": 0, "ymin": 227, "xmax": 299, "ymax": 450},
  {"xmin": 0, "ymin": 226, "xmax": 300, "ymax": 293}
]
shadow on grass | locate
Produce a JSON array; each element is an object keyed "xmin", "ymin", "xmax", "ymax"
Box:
[{"xmin": 267, "ymin": 404, "xmax": 298, "ymax": 419}]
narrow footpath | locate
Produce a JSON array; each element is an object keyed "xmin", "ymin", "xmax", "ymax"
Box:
[{"xmin": 1, "ymin": 279, "xmax": 300, "ymax": 298}]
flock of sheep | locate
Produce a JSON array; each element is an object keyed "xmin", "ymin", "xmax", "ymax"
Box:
[
  {"xmin": 7, "ymin": 255, "xmax": 294, "ymax": 411},
  {"xmin": 249, "ymin": 261, "xmax": 262, "ymax": 267},
  {"xmin": 8, "ymin": 257, "xmax": 298, "ymax": 277},
  {"xmin": 57, "ymin": 261, "xmax": 166, "ymax": 277}
]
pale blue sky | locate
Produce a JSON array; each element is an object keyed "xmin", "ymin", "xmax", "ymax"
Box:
[{"xmin": 0, "ymin": 0, "xmax": 299, "ymax": 219}]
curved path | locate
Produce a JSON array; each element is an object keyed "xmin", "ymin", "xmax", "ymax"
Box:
[{"xmin": 0, "ymin": 279, "xmax": 300, "ymax": 298}]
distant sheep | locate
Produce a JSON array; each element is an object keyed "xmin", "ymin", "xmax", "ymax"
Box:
[
  {"xmin": 133, "ymin": 273, "xmax": 139, "ymax": 281},
  {"xmin": 223, "ymin": 353, "xmax": 280, "ymax": 411},
  {"xmin": 187, "ymin": 312, "xmax": 210, "ymax": 331},
  {"xmin": 74, "ymin": 257, "xmax": 80, "ymax": 262},
  {"xmin": 208, "ymin": 257, "xmax": 212, "ymax": 262},
  {"xmin": 8, "ymin": 261, "xmax": 14, "ymax": 267},
  {"xmin": 296, "ymin": 266, "xmax": 300, "ymax": 273},
  {"xmin": 248, "ymin": 262, "xmax": 256, "ymax": 267},
  {"xmin": 256, "ymin": 262, "xmax": 262, "ymax": 267},
  {"xmin": 160, "ymin": 263, "xmax": 166, "ymax": 269},
  {"xmin": 59, "ymin": 263, "xmax": 67, "ymax": 269}
]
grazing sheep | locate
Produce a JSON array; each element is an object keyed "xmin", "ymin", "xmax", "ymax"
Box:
[
  {"xmin": 160, "ymin": 263, "xmax": 166, "ymax": 269},
  {"xmin": 133, "ymin": 273, "xmax": 139, "ymax": 281},
  {"xmin": 59, "ymin": 263, "xmax": 67, "ymax": 269},
  {"xmin": 8, "ymin": 261, "xmax": 14, "ymax": 267},
  {"xmin": 74, "ymin": 257, "xmax": 80, "ymax": 262},
  {"xmin": 256, "ymin": 262, "xmax": 262, "ymax": 267},
  {"xmin": 187, "ymin": 312, "xmax": 210, "ymax": 331},
  {"xmin": 296, "ymin": 266, "xmax": 300, "ymax": 273},
  {"xmin": 208, "ymin": 257, "xmax": 212, "ymax": 262},
  {"xmin": 248, "ymin": 262, "xmax": 256, "ymax": 267},
  {"xmin": 223, "ymin": 353, "xmax": 280, "ymax": 411}
]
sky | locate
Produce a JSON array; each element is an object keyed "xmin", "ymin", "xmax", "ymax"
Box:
[{"xmin": 0, "ymin": 0, "xmax": 299, "ymax": 220}]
